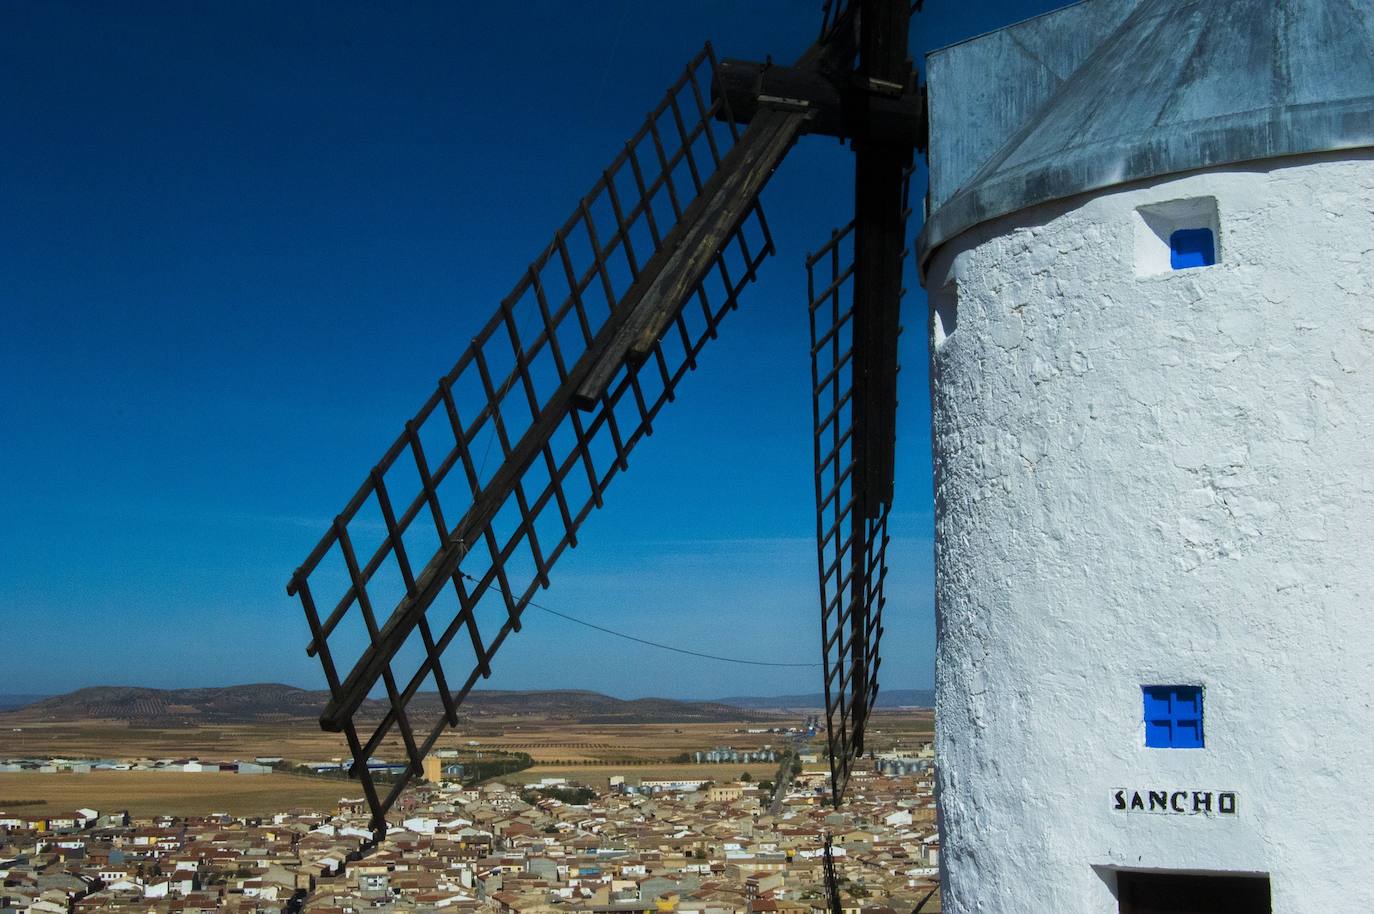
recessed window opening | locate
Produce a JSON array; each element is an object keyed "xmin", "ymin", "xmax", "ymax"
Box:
[
  {"xmin": 1143, "ymin": 684, "xmax": 1204, "ymax": 749},
  {"xmin": 931, "ymin": 280, "xmax": 957, "ymax": 351},
  {"xmin": 1133, "ymin": 196, "xmax": 1220, "ymax": 276},
  {"xmin": 1169, "ymin": 227, "xmax": 1216, "ymax": 269}
]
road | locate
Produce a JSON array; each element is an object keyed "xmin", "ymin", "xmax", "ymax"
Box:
[{"xmin": 767, "ymin": 717, "xmax": 817, "ymax": 815}]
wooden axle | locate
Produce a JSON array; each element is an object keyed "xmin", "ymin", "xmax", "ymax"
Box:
[{"xmin": 711, "ymin": 58, "xmax": 926, "ymax": 149}]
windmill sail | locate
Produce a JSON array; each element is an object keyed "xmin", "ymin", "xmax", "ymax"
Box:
[
  {"xmin": 805, "ymin": 0, "xmax": 918, "ymax": 807},
  {"xmin": 822, "ymin": 832, "xmax": 845, "ymax": 914},
  {"xmin": 807, "ymin": 174, "xmax": 911, "ymax": 806},
  {"xmin": 287, "ymin": 0, "xmax": 926, "ymax": 832},
  {"xmin": 285, "ymin": 45, "xmax": 774, "ymax": 835}
]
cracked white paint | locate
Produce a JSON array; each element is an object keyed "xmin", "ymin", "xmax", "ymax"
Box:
[{"xmin": 925, "ymin": 151, "xmax": 1374, "ymax": 913}]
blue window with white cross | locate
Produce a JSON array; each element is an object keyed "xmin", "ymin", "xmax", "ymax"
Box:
[{"xmin": 1143, "ymin": 685, "xmax": 1204, "ymax": 748}]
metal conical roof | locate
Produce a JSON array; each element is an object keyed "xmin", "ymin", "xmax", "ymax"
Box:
[{"xmin": 918, "ymin": 0, "xmax": 1374, "ymax": 267}]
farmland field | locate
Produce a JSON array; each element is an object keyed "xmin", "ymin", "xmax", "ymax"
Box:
[
  {"xmin": 0, "ymin": 711, "xmax": 930, "ymax": 766},
  {"xmin": 0, "ymin": 719, "xmax": 826, "ymax": 766},
  {"xmin": 0, "ymin": 708, "xmax": 931, "ymax": 809},
  {"xmin": 0, "ymin": 719, "xmax": 358, "ymax": 762},
  {"xmin": 0, "ymin": 771, "xmax": 355, "ymax": 817}
]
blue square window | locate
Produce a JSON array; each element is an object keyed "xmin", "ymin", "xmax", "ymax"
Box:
[
  {"xmin": 1143, "ymin": 685, "xmax": 1204, "ymax": 748},
  {"xmin": 1169, "ymin": 228, "xmax": 1216, "ymax": 270}
]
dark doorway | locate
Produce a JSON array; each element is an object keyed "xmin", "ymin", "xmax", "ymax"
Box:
[{"xmin": 1117, "ymin": 871, "xmax": 1271, "ymax": 914}]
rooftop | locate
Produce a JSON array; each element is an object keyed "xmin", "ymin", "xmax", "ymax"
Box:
[{"xmin": 918, "ymin": 0, "xmax": 1374, "ymax": 267}]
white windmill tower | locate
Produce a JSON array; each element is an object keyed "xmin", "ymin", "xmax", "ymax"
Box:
[{"xmin": 918, "ymin": 1, "xmax": 1374, "ymax": 912}]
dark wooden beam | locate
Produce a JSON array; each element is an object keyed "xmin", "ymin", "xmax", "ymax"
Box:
[
  {"xmin": 624, "ymin": 106, "xmax": 803, "ymax": 361},
  {"xmin": 850, "ymin": 141, "xmax": 907, "ymax": 520},
  {"xmin": 848, "ymin": 0, "xmax": 915, "ymax": 756},
  {"xmin": 712, "ymin": 59, "xmax": 924, "ymax": 147},
  {"xmin": 850, "ymin": 0, "xmax": 913, "ymax": 521},
  {"xmin": 573, "ymin": 105, "xmax": 803, "ymax": 407}
]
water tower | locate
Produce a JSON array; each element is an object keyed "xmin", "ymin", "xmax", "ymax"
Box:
[{"xmin": 919, "ymin": 1, "xmax": 1374, "ymax": 911}]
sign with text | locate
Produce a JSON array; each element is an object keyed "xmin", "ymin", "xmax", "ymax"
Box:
[{"xmin": 1112, "ymin": 788, "xmax": 1238, "ymax": 816}]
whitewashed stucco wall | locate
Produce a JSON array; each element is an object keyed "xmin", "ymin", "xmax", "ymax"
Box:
[{"xmin": 926, "ymin": 151, "xmax": 1374, "ymax": 914}]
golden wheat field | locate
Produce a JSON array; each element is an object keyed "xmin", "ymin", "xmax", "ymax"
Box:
[
  {"xmin": 0, "ymin": 771, "xmax": 355, "ymax": 817},
  {"xmin": 0, "ymin": 711, "xmax": 929, "ymax": 763},
  {"xmin": 0, "ymin": 709, "xmax": 931, "ymax": 813}
]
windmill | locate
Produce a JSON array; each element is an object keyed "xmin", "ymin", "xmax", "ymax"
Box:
[{"xmin": 286, "ymin": 0, "xmax": 924, "ymax": 835}]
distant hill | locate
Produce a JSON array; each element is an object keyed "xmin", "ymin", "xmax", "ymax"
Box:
[
  {"xmin": 0, "ymin": 684, "xmax": 779, "ymax": 725},
  {"xmin": 441, "ymin": 689, "xmax": 766, "ymax": 724},
  {"xmin": 3, "ymin": 684, "xmax": 338, "ymax": 723},
  {"xmin": 713, "ymin": 689, "xmax": 935, "ymax": 710},
  {"xmin": 0, "ymin": 695, "xmax": 48, "ymax": 712}
]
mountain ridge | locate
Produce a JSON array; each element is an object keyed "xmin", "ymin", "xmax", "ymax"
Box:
[
  {"xmin": 0, "ymin": 684, "xmax": 791, "ymax": 724},
  {"xmin": 712, "ymin": 689, "xmax": 934, "ymax": 709}
]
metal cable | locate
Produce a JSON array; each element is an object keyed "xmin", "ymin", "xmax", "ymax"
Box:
[{"xmin": 459, "ymin": 571, "xmax": 821, "ymax": 668}]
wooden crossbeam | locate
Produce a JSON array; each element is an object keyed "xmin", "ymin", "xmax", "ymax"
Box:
[{"xmin": 712, "ymin": 59, "xmax": 924, "ymax": 147}]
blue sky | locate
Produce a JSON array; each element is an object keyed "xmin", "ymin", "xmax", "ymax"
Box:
[{"xmin": 1, "ymin": 1, "xmax": 1062, "ymax": 699}]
